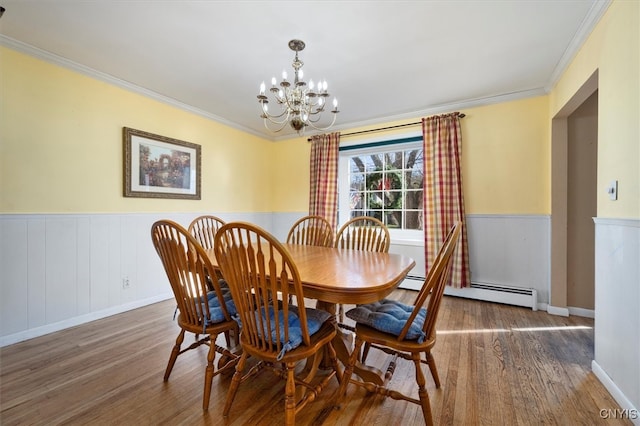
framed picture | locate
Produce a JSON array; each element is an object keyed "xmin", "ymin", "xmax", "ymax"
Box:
[{"xmin": 123, "ymin": 127, "xmax": 201, "ymax": 199}]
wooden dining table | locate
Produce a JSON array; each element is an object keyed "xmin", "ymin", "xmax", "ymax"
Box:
[{"xmin": 206, "ymin": 243, "xmax": 416, "ymax": 385}]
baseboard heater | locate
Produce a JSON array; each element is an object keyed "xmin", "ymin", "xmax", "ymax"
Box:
[{"xmin": 400, "ymin": 275, "xmax": 538, "ymax": 311}]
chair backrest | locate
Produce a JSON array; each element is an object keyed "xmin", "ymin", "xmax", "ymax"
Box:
[
  {"xmin": 214, "ymin": 222, "xmax": 312, "ymax": 356},
  {"xmin": 335, "ymin": 216, "xmax": 390, "ymax": 253},
  {"xmin": 151, "ymin": 219, "xmax": 235, "ymax": 328},
  {"xmin": 188, "ymin": 215, "xmax": 226, "ymax": 250},
  {"xmin": 286, "ymin": 215, "xmax": 334, "ymax": 247},
  {"xmin": 398, "ymin": 221, "xmax": 462, "ymax": 342}
]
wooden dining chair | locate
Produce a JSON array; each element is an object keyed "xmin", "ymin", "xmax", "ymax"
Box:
[
  {"xmin": 285, "ymin": 215, "xmax": 334, "ymax": 305},
  {"xmin": 334, "ymin": 216, "xmax": 391, "ymax": 321},
  {"xmin": 335, "ymin": 215, "xmax": 390, "ymax": 252},
  {"xmin": 188, "ymin": 215, "xmax": 227, "ymax": 286},
  {"xmin": 214, "ymin": 221, "xmax": 341, "ymax": 426},
  {"xmin": 286, "ymin": 215, "xmax": 334, "ymax": 248},
  {"xmin": 188, "ymin": 215, "xmax": 226, "ymax": 250},
  {"xmin": 336, "ymin": 221, "xmax": 462, "ymax": 426},
  {"xmin": 150, "ymin": 219, "xmax": 240, "ymax": 410}
]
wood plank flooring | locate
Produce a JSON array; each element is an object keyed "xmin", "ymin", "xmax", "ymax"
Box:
[{"xmin": 0, "ymin": 290, "xmax": 631, "ymax": 425}]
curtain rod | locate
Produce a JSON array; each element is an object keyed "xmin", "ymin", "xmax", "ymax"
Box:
[{"xmin": 307, "ymin": 113, "xmax": 465, "ymax": 141}]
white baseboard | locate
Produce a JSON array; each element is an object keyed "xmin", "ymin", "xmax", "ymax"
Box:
[
  {"xmin": 0, "ymin": 292, "xmax": 174, "ymax": 347},
  {"xmin": 592, "ymin": 360, "xmax": 640, "ymax": 425},
  {"xmin": 568, "ymin": 306, "xmax": 595, "ymax": 318},
  {"xmin": 547, "ymin": 305, "xmax": 570, "ymax": 317}
]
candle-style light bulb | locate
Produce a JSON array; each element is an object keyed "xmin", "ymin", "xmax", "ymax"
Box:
[
  {"xmin": 260, "ymin": 82, "xmax": 265, "ymax": 94},
  {"xmin": 333, "ymin": 98, "xmax": 338, "ymax": 108},
  {"xmin": 271, "ymin": 77, "xmax": 277, "ymax": 86},
  {"xmin": 282, "ymin": 70, "xmax": 288, "ymax": 80},
  {"xmin": 299, "ymin": 69, "xmax": 304, "ymax": 80},
  {"xmin": 309, "ymin": 79, "xmax": 315, "ymax": 91}
]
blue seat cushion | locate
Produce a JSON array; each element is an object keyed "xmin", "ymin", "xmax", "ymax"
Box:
[
  {"xmin": 204, "ymin": 279, "xmax": 237, "ymax": 323},
  {"xmin": 345, "ymin": 299, "xmax": 427, "ymax": 343},
  {"xmin": 255, "ymin": 305, "xmax": 332, "ymax": 360}
]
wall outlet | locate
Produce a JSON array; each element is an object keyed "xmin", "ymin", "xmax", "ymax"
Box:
[
  {"xmin": 122, "ymin": 277, "xmax": 130, "ymax": 289},
  {"xmin": 606, "ymin": 180, "xmax": 618, "ymax": 201}
]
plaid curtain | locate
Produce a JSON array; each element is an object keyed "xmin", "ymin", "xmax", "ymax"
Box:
[
  {"xmin": 422, "ymin": 113, "xmax": 470, "ymax": 288},
  {"xmin": 309, "ymin": 132, "xmax": 340, "ymax": 231}
]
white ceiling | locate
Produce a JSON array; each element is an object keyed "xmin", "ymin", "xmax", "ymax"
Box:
[{"xmin": 0, "ymin": 1, "xmax": 610, "ymax": 140}]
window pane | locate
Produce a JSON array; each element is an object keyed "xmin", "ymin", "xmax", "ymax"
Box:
[
  {"xmin": 365, "ymin": 154, "xmax": 383, "ymax": 172},
  {"xmin": 385, "ymin": 191, "xmax": 402, "ymax": 209},
  {"xmin": 409, "ymin": 168, "xmax": 424, "ymax": 189},
  {"xmin": 405, "ymin": 210, "xmax": 422, "ymax": 230},
  {"xmin": 367, "ymin": 191, "xmax": 383, "ymax": 209},
  {"xmin": 405, "ymin": 190, "xmax": 422, "ymax": 209},
  {"xmin": 384, "ymin": 171, "xmax": 402, "ymax": 190},
  {"xmin": 369, "ymin": 210, "xmax": 382, "ymax": 221},
  {"xmin": 350, "ymin": 157, "xmax": 366, "ymax": 173},
  {"xmin": 350, "ymin": 173, "xmax": 365, "ymax": 191},
  {"xmin": 385, "ymin": 151, "xmax": 403, "ymax": 170},
  {"xmin": 385, "ymin": 211, "xmax": 402, "ymax": 228},
  {"xmin": 349, "ymin": 192, "xmax": 363, "ymax": 209}
]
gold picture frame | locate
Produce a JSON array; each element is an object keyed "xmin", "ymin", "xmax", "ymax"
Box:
[{"xmin": 123, "ymin": 127, "xmax": 201, "ymax": 199}]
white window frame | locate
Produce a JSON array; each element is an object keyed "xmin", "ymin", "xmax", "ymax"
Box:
[{"xmin": 338, "ymin": 132, "xmax": 424, "ymax": 244}]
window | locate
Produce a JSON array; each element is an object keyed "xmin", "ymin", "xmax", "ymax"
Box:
[{"xmin": 338, "ymin": 136, "xmax": 423, "ymax": 240}]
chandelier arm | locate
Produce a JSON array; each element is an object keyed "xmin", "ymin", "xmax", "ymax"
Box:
[
  {"xmin": 306, "ymin": 107, "xmax": 327, "ymax": 117},
  {"xmin": 260, "ymin": 102, "xmax": 291, "ymax": 123},
  {"xmin": 262, "ymin": 117, "xmax": 290, "ymax": 133},
  {"xmin": 261, "ymin": 110, "xmax": 289, "ymax": 124},
  {"xmin": 304, "ymin": 113, "xmax": 338, "ymax": 131}
]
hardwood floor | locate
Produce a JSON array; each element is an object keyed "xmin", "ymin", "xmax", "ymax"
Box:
[{"xmin": 0, "ymin": 290, "xmax": 630, "ymax": 425}]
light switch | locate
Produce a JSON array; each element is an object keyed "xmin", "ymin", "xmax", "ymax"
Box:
[{"xmin": 606, "ymin": 180, "xmax": 618, "ymax": 200}]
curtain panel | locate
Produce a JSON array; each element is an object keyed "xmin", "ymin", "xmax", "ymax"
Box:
[
  {"xmin": 422, "ymin": 113, "xmax": 470, "ymax": 288},
  {"xmin": 309, "ymin": 132, "xmax": 340, "ymax": 231}
]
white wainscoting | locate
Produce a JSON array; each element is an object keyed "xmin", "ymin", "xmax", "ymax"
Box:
[
  {"xmin": 593, "ymin": 218, "xmax": 640, "ymax": 418},
  {"xmin": 0, "ymin": 212, "xmax": 273, "ymax": 347},
  {"xmin": 392, "ymin": 215, "xmax": 550, "ymax": 309}
]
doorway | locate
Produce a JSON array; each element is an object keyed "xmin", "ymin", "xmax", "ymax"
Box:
[
  {"xmin": 550, "ymin": 70, "xmax": 598, "ymax": 317},
  {"xmin": 567, "ymin": 91, "xmax": 598, "ymax": 313}
]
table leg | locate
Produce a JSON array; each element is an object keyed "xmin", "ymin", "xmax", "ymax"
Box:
[{"xmin": 315, "ymin": 301, "xmax": 384, "ymax": 386}]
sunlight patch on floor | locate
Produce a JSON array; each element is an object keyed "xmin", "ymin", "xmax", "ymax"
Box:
[{"xmin": 437, "ymin": 325, "xmax": 593, "ymax": 335}]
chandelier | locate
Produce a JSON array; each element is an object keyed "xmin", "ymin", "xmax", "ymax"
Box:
[{"xmin": 257, "ymin": 39, "xmax": 339, "ymax": 134}]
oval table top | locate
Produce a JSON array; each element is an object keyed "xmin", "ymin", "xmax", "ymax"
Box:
[{"xmin": 206, "ymin": 243, "xmax": 416, "ymax": 305}]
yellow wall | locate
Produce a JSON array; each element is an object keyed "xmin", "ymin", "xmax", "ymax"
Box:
[
  {"xmin": 0, "ymin": 47, "xmax": 273, "ymax": 213},
  {"xmin": 550, "ymin": 0, "xmax": 639, "ymax": 218},
  {"xmin": 271, "ymin": 136, "xmax": 311, "ymax": 211},
  {"xmin": 10, "ymin": 1, "xmax": 637, "ymax": 220},
  {"xmin": 272, "ymin": 96, "xmax": 551, "ymax": 215}
]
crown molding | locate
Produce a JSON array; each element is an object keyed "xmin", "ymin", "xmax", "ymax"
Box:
[
  {"xmin": 545, "ymin": 0, "xmax": 612, "ymax": 91},
  {"xmin": 0, "ymin": 35, "xmax": 268, "ymax": 140}
]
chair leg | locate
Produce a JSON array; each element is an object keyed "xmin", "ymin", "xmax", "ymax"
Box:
[
  {"xmin": 328, "ymin": 342, "xmax": 343, "ymax": 384},
  {"xmin": 164, "ymin": 329, "xmax": 185, "ymax": 381},
  {"xmin": 413, "ymin": 353, "xmax": 434, "ymax": 426},
  {"xmin": 223, "ymin": 352, "xmax": 248, "ymax": 417},
  {"xmin": 284, "ymin": 362, "xmax": 296, "ymax": 426},
  {"xmin": 202, "ymin": 333, "xmax": 219, "ymax": 410},
  {"xmin": 223, "ymin": 330, "xmax": 231, "ymax": 348},
  {"xmin": 335, "ymin": 337, "xmax": 364, "ymax": 407},
  {"xmin": 425, "ymin": 351, "xmax": 441, "ymax": 388}
]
